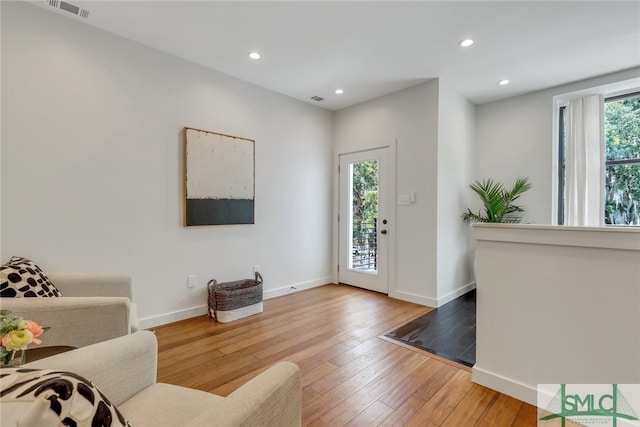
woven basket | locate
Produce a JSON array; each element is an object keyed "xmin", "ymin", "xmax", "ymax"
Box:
[{"xmin": 208, "ymin": 272, "xmax": 263, "ymax": 323}]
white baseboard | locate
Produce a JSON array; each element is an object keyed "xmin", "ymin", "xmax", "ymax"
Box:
[
  {"xmin": 472, "ymin": 365, "xmax": 538, "ymax": 406},
  {"xmin": 263, "ymin": 276, "xmax": 332, "ymax": 299},
  {"xmin": 388, "ymin": 290, "xmax": 437, "ymax": 307},
  {"xmin": 140, "ymin": 305, "xmax": 208, "ymax": 330},
  {"xmin": 436, "ymin": 281, "xmax": 476, "ymax": 307},
  {"xmin": 139, "ymin": 276, "xmax": 332, "ymax": 329},
  {"xmin": 389, "ymin": 281, "xmax": 476, "ymax": 308}
]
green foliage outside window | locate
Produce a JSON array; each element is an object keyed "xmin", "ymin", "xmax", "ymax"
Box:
[
  {"xmin": 605, "ymin": 95, "xmax": 640, "ymax": 225},
  {"xmin": 352, "ymin": 161, "xmax": 378, "ymax": 229},
  {"xmin": 352, "ymin": 161, "xmax": 379, "ymax": 266}
]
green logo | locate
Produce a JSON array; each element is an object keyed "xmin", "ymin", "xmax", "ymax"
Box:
[{"xmin": 539, "ymin": 384, "xmax": 639, "ymax": 427}]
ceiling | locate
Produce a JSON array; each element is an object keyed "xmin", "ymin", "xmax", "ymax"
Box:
[{"xmin": 32, "ymin": 0, "xmax": 640, "ymax": 111}]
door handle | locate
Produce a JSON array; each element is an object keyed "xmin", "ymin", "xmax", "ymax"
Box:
[{"xmin": 381, "ymin": 229, "xmax": 387, "ymax": 235}]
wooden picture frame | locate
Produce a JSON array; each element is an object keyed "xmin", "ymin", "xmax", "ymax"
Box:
[{"xmin": 183, "ymin": 127, "xmax": 255, "ymax": 226}]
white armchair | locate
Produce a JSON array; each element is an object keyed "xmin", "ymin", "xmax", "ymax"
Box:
[
  {"xmin": 0, "ymin": 274, "xmax": 138, "ymax": 358},
  {"xmin": 18, "ymin": 331, "xmax": 302, "ymax": 426}
]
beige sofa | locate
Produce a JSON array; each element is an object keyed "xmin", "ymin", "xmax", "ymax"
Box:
[
  {"xmin": 23, "ymin": 331, "xmax": 302, "ymax": 426},
  {"xmin": 1, "ymin": 274, "xmax": 138, "ymax": 357}
]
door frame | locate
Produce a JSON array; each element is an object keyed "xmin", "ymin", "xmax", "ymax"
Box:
[{"xmin": 335, "ymin": 141, "xmax": 396, "ymax": 295}]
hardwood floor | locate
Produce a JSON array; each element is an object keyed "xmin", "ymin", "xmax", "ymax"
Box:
[{"xmin": 152, "ymin": 284, "xmax": 536, "ymax": 426}]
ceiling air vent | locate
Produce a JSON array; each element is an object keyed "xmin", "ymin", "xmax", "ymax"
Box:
[
  {"xmin": 45, "ymin": 0, "xmax": 90, "ymax": 19},
  {"xmin": 310, "ymin": 96, "xmax": 325, "ymax": 102}
]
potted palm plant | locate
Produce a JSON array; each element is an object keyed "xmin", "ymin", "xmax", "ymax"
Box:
[{"xmin": 463, "ymin": 177, "xmax": 532, "ymax": 223}]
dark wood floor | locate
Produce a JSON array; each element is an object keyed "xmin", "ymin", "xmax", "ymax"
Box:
[
  {"xmin": 385, "ymin": 290, "xmax": 476, "ymax": 367},
  {"xmin": 152, "ymin": 284, "xmax": 537, "ymax": 426}
]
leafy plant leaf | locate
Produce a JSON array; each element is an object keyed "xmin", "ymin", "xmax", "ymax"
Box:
[{"xmin": 463, "ymin": 177, "xmax": 531, "ymax": 223}]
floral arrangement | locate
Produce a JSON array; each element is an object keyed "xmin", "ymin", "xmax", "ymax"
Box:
[{"xmin": 0, "ymin": 309, "xmax": 49, "ymax": 365}]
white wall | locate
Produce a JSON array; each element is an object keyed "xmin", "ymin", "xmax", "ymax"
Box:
[
  {"xmin": 475, "ymin": 67, "xmax": 640, "ymax": 224},
  {"xmin": 1, "ymin": 1, "xmax": 333, "ymax": 327},
  {"xmin": 333, "ymin": 80, "xmax": 440, "ymax": 305},
  {"xmin": 333, "ymin": 79, "xmax": 475, "ymax": 306},
  {"xmin": 436, "ymin": 80, "xmax": 476, "ymax": 303}
]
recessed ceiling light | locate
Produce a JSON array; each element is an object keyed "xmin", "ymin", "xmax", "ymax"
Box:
[
  {"xmin": 335, "ymin": 89, "xmax": 344, "ymax": 95},
  {"xmin": 498, "ymin": 79, "xmax": 510, "ymax": 85},
  {"xmin": 459, "ymin": 39, "xmax": 474, "ymax": 47},
  {"xmin": 248, "ymin": 51, "xmax": 261, "ymax": 60}
]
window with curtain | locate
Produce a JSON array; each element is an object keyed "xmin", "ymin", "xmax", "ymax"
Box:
[{"xmin": 558, "ymin": 92, "xmax": 640, "ymax": 226}]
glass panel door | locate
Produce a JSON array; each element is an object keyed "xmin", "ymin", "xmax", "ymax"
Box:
[{"xmin": 339, "ymin": 148, "xmax": 389, "ymax": 294}]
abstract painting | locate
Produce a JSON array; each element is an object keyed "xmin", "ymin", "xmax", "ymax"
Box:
[{"xmin": 183, "ymin": 127, "xmax": 255, "ymax": 226}]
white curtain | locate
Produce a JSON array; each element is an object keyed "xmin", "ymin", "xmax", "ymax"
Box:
[{"xmin": 564, "ymin": 94, "xmax": 605, "ymax": 226}]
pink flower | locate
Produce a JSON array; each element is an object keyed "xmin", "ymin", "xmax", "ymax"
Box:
[{"xmin": 24, "ymin": 321, "xmax": 44, "ymax": 338}]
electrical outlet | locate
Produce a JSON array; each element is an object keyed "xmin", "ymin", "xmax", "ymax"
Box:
[
  {"xmin": 187, "ymin": 274, "xmax": 197, "ymax": 288},
  {"xmin": 253, "ymin": 265, "xmax": 260, "ymax": 274}
]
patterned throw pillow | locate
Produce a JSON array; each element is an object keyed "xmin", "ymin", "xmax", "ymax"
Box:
[
  {"xmin": 0, "ymin": 368, "xmax": 130, "ymax": 427},
  {"xmin": 0, "ymin": 257, "xmax": 62, "ymax": 297}
]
